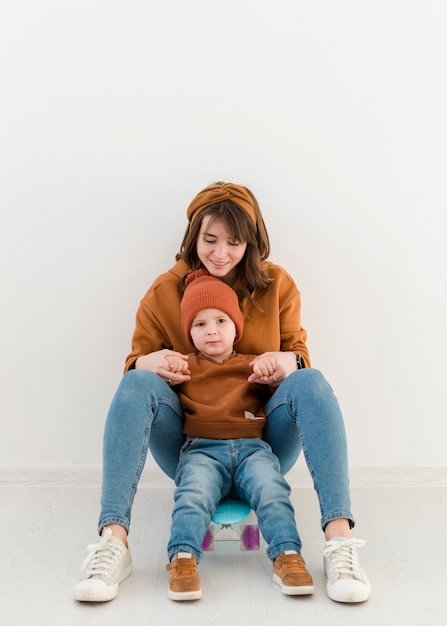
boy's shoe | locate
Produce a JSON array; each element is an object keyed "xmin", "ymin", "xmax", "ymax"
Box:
[
  {"xmin": 73, "ymin": 528, "xmax": 132, "ymax": 602},
  {"xmin": 273, "ymin": 551, "xmax": 314, "ymax": 595},
  {"xmin": 323, "ymin": 537, "xmax": 371, "ymax": 603},
  {"xmin": 166, "ymin": 553, "xmax": 202, "ymax": 601}
]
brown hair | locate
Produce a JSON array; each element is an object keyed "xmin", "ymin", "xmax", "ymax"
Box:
[{"xmin": 176, "ymin": 185, "xmax": 272, "ymax": 303}]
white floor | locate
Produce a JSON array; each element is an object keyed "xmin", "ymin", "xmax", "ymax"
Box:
[{"xmin": 1, "ymin": 466, "xmax": 446, "ymax": 626}]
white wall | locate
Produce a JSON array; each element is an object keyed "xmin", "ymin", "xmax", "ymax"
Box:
[{"xmin": 1, "ymin": 0, "xmax": 446, "ymax": 469}]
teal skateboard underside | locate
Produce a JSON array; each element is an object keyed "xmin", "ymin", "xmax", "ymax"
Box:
[
  {"xmin": 211, "ymin": 498, "xmax": 251, "ymax": 525},
  {"xmin": 202, "ymin": 498, "xmax": 260, "ymax": 551}
]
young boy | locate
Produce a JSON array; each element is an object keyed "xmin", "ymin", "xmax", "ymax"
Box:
[{"xmin": 164, "ymin": 269, "xmax": 314, "ymax": 601}]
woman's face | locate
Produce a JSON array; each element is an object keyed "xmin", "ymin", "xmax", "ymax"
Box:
[{"xmin": 196, "ymin": 215, "xmax": 247, "ymax": 283}]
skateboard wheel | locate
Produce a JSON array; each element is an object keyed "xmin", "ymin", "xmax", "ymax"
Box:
[
  {"xmin": 201, "ymin": 527, "xmax": 214, "ymax": 551},
  {"xmin": 240, "ymin": 525, "xmax": 260, "ymax": 550}
]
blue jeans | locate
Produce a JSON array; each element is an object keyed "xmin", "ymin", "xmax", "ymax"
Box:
[
  {"xmin": 167, "ymin": 438, "xmax": 301, "ymax": 562},
  {"xmin": 99, "ymin": 368, "xmax": 354, "ymax": 533}
]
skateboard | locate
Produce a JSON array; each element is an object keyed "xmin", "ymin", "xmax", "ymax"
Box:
[{"xmin": 201, "ymin": 497, "xmax": 260, "ymax": 551}]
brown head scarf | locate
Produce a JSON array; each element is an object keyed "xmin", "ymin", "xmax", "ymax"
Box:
[{"xmin": 186, "ymin": 183, "xmax": 257, "ymax": 227}]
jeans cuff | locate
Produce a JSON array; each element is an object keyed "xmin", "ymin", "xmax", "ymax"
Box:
[
  {"xmin": 167, "ymin": 545, "xmax": 202, "ymax": 562},
  {"xmin": 321, "ymin": 512, "xmax": 355, "ymax": 531},
  {"xmin": 268, "ymin": 543, "xmax": 302, "ymax": 561},
  {"xmin": 98, "ymin": 517, "xmax": 130, "ymax": 536}
]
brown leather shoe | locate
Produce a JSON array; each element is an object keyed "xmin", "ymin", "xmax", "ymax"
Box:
[
  {"xmin": 166, "ymin": 554, "xmax": 202, "ymax": 601},
  {"xmin": 273, "ymin": 552, "xmax": 314, "ymax": 595}
]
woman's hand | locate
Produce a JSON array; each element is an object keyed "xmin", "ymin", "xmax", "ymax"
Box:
[
  {"xmin": 135, "ymin": 349, "xmax": 191, "ymax": 386},
  {"xmin": 248, "ymin": 351, "xmax": 296, "ymax": 386}
]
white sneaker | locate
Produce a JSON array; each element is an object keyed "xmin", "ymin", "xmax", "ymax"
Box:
[
  {"xmin": 73, "ymin": 529, "xmax": 132, "ymax": 602},
  {"xmin": 323, "ymin": 537, "xmax": 371, "ymax": 603}
]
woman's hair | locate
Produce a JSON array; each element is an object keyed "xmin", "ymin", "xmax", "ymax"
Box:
[{"xmin": 176, "ymin": 186, "xmax": 272, "ymax": 303}]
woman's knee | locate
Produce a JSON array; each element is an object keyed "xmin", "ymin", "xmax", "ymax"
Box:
[
  {"xmin": 117, "ymin": 369, "xmax": 173, "ymax": 402},
  {"xmin": 285, "ymin": 367, "xmax": 334, "ymax": 400},
  {"xmin": 120, "ymin": 369, "xmax": 156, "ymax": 391},
  {"xmin": 295, "ymin": 367, "xmax": 329, "ymax": 386}
]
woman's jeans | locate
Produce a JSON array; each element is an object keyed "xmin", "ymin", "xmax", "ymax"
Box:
[
  {"xmin": 99, "ymin": 368, "xmax": 354, "ymax": 534},
  {"xmin": 167, "ymin": 437, "xmax": 301, "ymax": 562}
]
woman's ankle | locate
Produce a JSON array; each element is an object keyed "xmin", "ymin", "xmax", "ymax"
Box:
[
  {"xmin": 324, "ymin": 518, "xmax": 351, "ymax": 541},
  {"xmin": 102, "ymin": 523, "xmax": 128, "ymax": 546}
]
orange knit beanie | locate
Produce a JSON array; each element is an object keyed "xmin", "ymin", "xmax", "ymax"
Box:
[{"xmin": 181, "ymin": 269, "xmax": 244, "ymax": 346}]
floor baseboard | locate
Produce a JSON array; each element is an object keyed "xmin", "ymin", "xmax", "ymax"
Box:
[{"xmin": 1, "ymin": 464, "xmax": 446, "ymax": 488}]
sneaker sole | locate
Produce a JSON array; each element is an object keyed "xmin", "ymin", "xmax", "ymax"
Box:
[
  {"xmin": 273, "ymin": 574, "xmax": 314, "ymax": 596},
  {"xmin": 326, "ymin": 580, "xmax": 371, "ymax": 603},
  {"xmin": 73, "ymin": 565, "xmax": 133, "ymax": 602},
  {"xmin": 168, "ymin": 588, "xmax": 203, "ymax": 601}
]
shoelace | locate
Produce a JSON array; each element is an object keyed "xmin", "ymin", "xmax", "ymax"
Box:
[
  {"xmin": 80, "ymin": 529, "xmax": 124, "ymax": 579},
  {"xmin": 323, "ymin": 538, "xmax": 366, "ymax": 581}
]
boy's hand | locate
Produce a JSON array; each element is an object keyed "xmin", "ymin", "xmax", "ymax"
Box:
[
  {"xmin": 248, "ymin": 351, "xmax": 296, "ymax": 386},
  {"xmin": 251, "ymin": 355, "xmax": 276, "ymax": 381},
  {"xmin": 135, "ymin": 349, "xmax": 191, "ymax": 386},
  {"xmin": 165, "ymin": 355, "xmax": 190, "ymax": 376}
]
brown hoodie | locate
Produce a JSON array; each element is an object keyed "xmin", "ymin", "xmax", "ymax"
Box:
[{"xmin": 176, "ymin": 352, "xmax": 272, "ymax": 439}]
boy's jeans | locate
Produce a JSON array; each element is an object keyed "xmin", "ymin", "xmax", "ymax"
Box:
[{"xmin": 167, "ymin": 437, "xmax": 301, "ymax": 562}]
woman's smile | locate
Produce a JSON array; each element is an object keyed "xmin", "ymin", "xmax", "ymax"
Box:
[{"xmin": 196, "ymin": 216, "xmax": 247, "ymax": 281}]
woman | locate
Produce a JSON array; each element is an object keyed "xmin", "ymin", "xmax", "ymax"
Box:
[{"xmin": 73, "ymin": 182, "xmax": 371, "ymax": 604}]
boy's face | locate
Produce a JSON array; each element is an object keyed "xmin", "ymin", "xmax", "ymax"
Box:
[{"xmin": 189, "ymin": 308, "xmax": 237, "ymax": 363}]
